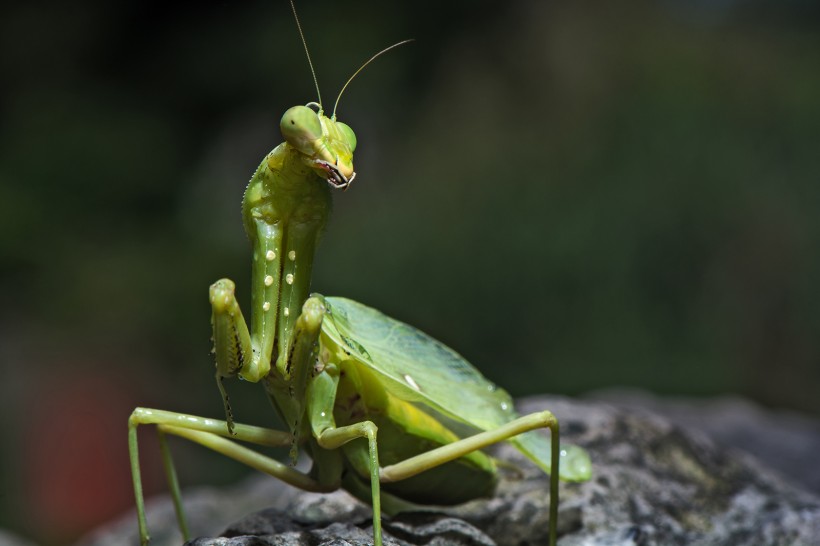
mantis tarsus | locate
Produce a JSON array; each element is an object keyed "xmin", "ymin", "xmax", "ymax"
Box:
[{"xmin": 128, "ymin": 3, "xmax": 592, "ymax": 545}]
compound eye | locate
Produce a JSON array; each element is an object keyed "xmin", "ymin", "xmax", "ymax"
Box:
[
  {"xmin": 280, "ymin": 105, "xmax": 323, "ymax": 154},
  {"xmin": 337, "ymin": 122, "xmax": 357, "ymax": 153}
]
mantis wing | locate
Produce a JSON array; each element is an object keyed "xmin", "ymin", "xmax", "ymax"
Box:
[{"xmin": 321, "ymin": 296, "xmax": 591, "ymax": 482}]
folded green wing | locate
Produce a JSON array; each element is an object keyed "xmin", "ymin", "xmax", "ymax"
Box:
[{"xmin": 320, "ymin": 296, "xmax": 591, "ymax": 482}]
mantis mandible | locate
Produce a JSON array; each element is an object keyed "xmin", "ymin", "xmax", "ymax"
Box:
[{"xmin": 128, "ymin": 3, "xmax": 592, "ymax": 545}]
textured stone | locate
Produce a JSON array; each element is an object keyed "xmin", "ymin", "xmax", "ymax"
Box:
[
  {"xmin": 586, "ymin": 388, "xmax": 820, "ymax": 496},
  {"xmin": 76, "ymin": 395, "xmax": 820, "ymax": 546},
  {"xmin": 183, "ymin": 511, "xmax": 496, "ymax": 546},
  {"xmin": 0, "ymin": 530, "xmax": 38, "ymax": 546}
]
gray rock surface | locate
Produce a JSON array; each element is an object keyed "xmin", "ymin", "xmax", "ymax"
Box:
[
  {"xmin": 77, "ymin": 395, "xmax": 820, "ymax": 546},
  {"xmin": 586, "ymin": 388, "xmax": 820, "ymax": 496},
  {"xmin": 0, "ymin": 530, "xmax": 38, "ymax": 546}
]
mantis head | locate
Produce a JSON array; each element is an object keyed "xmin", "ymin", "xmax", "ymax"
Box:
[{"xmin": 280, "ymin": 105, "xmax": 356, "ymax": 189}]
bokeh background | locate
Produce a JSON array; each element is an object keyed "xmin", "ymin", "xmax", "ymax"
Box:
[{"xmin": 1, "ymin": 0, "xmax": 818, "ymax": 544}]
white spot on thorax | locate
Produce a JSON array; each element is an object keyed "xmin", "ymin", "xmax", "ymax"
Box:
[
  {"xmin": 264, "ymin": 275, "xmax": 274, "ymax": 286},
  {"xmin": 286, "ymin": 273, "xmax": 294, "ymax": 285},
  {"xmin": 288, "ymin": 250, "xmax": 296, "ymax": 261},
  {"xmin": 266, "ymin": 250, "xmax": 276, "ymax": 261},
  {"xmin": 263, "ymin": 301, "xmax": 271, "ymax": 311},
  {"xmin": 284, "ymin": 307, "xmax": 290, "ymax": 317}
]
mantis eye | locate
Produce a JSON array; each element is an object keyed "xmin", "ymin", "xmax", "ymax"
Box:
[
  {"xmin": 280, "ymin": 105, "xmax": 323, "ymax": 155},
  {"xmin": 337, "ymin": 122, "xmax": 357, "ymax": 152}
]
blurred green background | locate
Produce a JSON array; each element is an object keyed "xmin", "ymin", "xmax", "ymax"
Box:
[{"xmin": 1, "ymin": 0, "xmax": 818, "ymax": 543}]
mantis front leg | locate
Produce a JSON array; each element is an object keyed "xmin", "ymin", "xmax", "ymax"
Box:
[
  {"xmin": 214, "ymin": 288, "xmax": 386, "ymax": 544},
  {"xmin": 209, "ymin": 214, "xmax": 324, "ymax": 441}
]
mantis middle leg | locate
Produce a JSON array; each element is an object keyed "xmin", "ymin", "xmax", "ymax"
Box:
[{"xmin": 128, "ymin": 409, "xmax": 336, "ymax": 545}]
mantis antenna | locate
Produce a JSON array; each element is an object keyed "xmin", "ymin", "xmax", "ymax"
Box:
[
  {"xmin": 332, "ymin": 39, "xmax": 415, "ymax": 119},
  {"xmin": 289, "ymin": 0, "xmax": 323, "ymax": 108}
]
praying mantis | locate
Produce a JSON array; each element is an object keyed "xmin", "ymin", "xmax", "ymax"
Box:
[{"xmin": 128, "ymin": 3, "xmax": 592, "ymax": 545}]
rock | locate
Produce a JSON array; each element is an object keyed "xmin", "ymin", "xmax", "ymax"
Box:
[
  {"xmin": 184, "ymin": 510, "xmax": 496, "ymax": 546},
  {"xmin": 512, "ymin": 396, "xmax": 820, "ymax": 546},
  {"xmin": 77, "ymin": 395, "xmax": 820, "ymax": 546},
  {"xmin": 586, "ymin": 388, "xmax": 820, "ymax": 496},
  {"xmin": 0, "ymin": 530, "xmax": 38, "ymax": 546}
]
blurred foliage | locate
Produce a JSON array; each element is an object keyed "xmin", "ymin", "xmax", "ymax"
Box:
[{"xmin": 0, "ymin": 0, "xmax": 818, "ymax": 544}]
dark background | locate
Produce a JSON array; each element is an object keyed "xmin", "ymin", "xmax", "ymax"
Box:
[{"xmin": 1, "ymin": 0, "xmax": 818, "ymax": 544}]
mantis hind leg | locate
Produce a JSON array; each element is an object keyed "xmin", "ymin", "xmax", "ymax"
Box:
[
  {"xmin": 377, "ymin": 411, "xmax": 560, "ymax": 546},
  {"xmin": 128, "ymin": 408, "xmax": 336, "ymax": 546}
]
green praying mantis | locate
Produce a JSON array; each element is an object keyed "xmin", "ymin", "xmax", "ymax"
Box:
[{"xmin": 128, "ymin": 3, "xmax": 592, "ymax": 545}]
